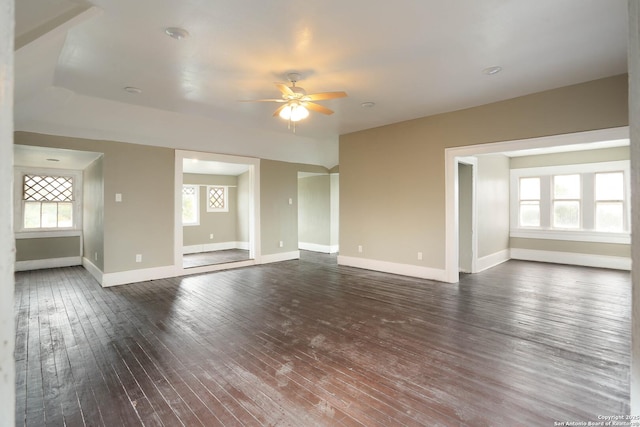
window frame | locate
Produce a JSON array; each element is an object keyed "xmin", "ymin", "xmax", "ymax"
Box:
[
  {"xmin": 182, "ymin": 184, "xmax": 200, "ymax": 226},
  {"xmin": 206, "ymin": 185, "xmax": 229, "ymax": 213},
  {"xmin": 14, "ymin": 167, "xmax": 83, "ymax": 234},
  {"xmin": 510, "ymin": 160, "xmax": 630, "ymax": 244}
]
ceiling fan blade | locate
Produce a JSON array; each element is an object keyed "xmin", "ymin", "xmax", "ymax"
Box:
[
  {"xmin": 305, "ymin": 91, "xmax": 347, "ymax": 101},
  {"xmin": 275, "ymin": 83, "xmax": 294, "ymax": 96},
  {"xmin": 238, "ymin": 99, "xmax": 287, "ymax": 103},
  {"xmin": 305, "ymin": 102, "xmax": 334, "ymax": 115},
  {"xmin": 272, "ymin": 104, "xmax": 288, "ymax": 117}
]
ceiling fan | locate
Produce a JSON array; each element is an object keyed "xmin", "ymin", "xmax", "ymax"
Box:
[{"xmin": 241, "ymin": 73, "xmax": 347, "ymax": 131}]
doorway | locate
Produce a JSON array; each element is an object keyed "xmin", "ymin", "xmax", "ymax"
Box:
[{"xmin": 174, "ymin": 150, "xmax": 260, "ymax": 274}]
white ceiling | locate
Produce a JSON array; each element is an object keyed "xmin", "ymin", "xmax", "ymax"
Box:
[
  {"xmin": 13, "ymin": 0, "xmax": 629, "ymax": 168},
  {"xmin": 183, "ymin": 159, "xmax": 250, "ymax": 176},
  {"xmin": 14, "ymin": 144, "xmax": 102, "ymax": 170}
]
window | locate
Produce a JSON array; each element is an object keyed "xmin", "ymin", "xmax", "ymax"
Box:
[
  {"xmin": 16, "ymin": 171, "xmax": 82, "ymax": 231},
  {"xmin": 595, "ymin": 172, "xmax": 624, "ymax": 232},
  {"xmin": 207, "ymin": 186, "xmax": 228, "ymax": 212},
  {"xmin": 519, "ymin": 177, "xmax": 540, "ymax": 227},
  {"xmin": 552, "ymin": 174, "xmax": 580, "ymax": 229},
  {"xmin": 510, "ymin": 161, "xmax": 630, "ymax": 243},
  {"xmin": 182, "ymin": 185, "xmax": 199, "ymax": 225}
]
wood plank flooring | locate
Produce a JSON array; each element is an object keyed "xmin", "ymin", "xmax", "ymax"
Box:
[{"xmin": 14, "ymin": 252, "xmax": 630, "ymax": 426}]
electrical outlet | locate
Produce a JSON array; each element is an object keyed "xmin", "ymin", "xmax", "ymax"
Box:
[
  {"xmin": 209, "ymin": 233, "xmax": 214, "ymax": 240},
  {"xmin": 279, "ymin": 241, "xmax": 284, "ymax": 248},
  {"xmin": 288, "ymin": 198, "xmax": 293, "ymax": 205},
  {"xmin": 358, "ymin": 245, "xmax": 363, "ymax": 253},
  {"xmin": 94, "ymin": 252, "xmax": 98, "ymax": 261},
  {"xmin": 115, "ymin": 193, "xmax": 122, "ymax": 202},
  {"xmin": 135, "ymin": 254, "xmax": 142, "ymax": 263},
  {"xmin": 417, "ymin": 252, "xmax": 423, "ymax": 261}
]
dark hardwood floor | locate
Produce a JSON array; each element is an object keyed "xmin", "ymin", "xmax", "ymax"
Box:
[{"xmin": 14, "ymin": 252, "xmax": 630, "ymax": 426}]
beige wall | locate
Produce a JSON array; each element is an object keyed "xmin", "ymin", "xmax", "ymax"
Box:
[
  {"xmin": 183, "ymin": 174, "xmax": 238, "ymax": 246},
  {"xmin": 298, "ymin": 175, "xmax": 331, "ymax": 246},
  {"xmin": 510, "ymin": 238, "xmax": 630, "ymax": 257},
  {"xmin": 630, "ymin": 0, "xmax": 640, "ymax": 415},
  {"xmin": 260, "ymin": 160, "xmax": 328, "ymax": 255},
  {"xmin": 510, "ymin": 146, "xmax": 629, "ymax": 169},
  {"xmin": 237, "ymin": 171, "xmax": 250, "ymax": 244},
  {"xmin": 477, "ymin": 154, "xmax": 510, "ymax": 258},
  {"xmin": 14, "ymin": 132, "xmax": 175, "ymax": 273},
  {"xmin": 83, "ymin": 156, "xmax": 104, "ymax": 269},
  {"xmin": 340, "ymin": 75, "xmax": 628, "ymax": 270},
  {"xmin": 330, "ymin": 174, "xmax": 339, "ymax": 248},
  {"xmin": 0, "ymin": 1, "xmax": 14, "ymax": 421},
  {"xmin": 15, "ymin": 236, "xmax": 80, "ymax": 261}
]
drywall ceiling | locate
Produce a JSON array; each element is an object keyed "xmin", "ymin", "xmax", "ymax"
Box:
[
  {"xmin": 14, "ymin": 144, "xmax": 102, "ymax": 170},
  {"xmin": 183, "ymin": 159, "xmax": 251, "ymax": 176},
  {"xmin": 13, "ymin": 0, "xmax": 629, "ymax": 168}
]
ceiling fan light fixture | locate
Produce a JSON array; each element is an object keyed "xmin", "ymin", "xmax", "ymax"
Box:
[
  {"xmin": 279, "ymin": 103, "xmax": 309, "ymax": 122},
  {"xmin": 482, "ymin": 65, "xmax": 502, "ymax": 76},
  {"xmin": 165, "ymin": 27, "xmax": 190, "ymax": 40}
]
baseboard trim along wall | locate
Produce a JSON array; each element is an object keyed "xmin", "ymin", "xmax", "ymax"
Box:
[
  {"xmin": 82, "ymin": 257, "xmax": 103, "ymax": 284},
  {"xmin": 510, "ymin": 248, "xmax": 631, "ymax": 271},
  {"xmin": 260, "ymin": 251, "xmax": 300, "ymax": 264},
  {"xmin": 337, "ymin": 255, "xmax": 448, "ymax": 282},
  {"xmin": 100, "ymin": 265, "xmax": 178, "ymax": 287},
  {"xmin": 298, "ymin": 242, "xmax": 339, "ymax": 254},
  {"xmin": 15, "ymin": 256, "xmax": 82, "ymax": 272},
  {"xmin": 477, "ymin": 249, "xmax": 511, "ymax": 272}
]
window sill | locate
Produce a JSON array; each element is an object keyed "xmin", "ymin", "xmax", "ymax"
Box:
[
  {"xmin": 510, "ymin": 228, "xmax": 630, "ymax": 244},
  {"xmin": 15, "ymin": 230, "xmax": 82, "ymax": 239}
]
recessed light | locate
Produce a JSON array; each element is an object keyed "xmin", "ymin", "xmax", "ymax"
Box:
[
  {"xmin": 124, "ymin": 86, "xmax": 142, "ymax": 94},
  {"xmin": 482, "ymin": 66, "xmax": 503, "ymax": 76},
  {"xmin": 361, "ymin": 102, "xmax": 375, "ymax": 108},
  {"xmin": 165, "ymin": 27, "xmax": 189, "ymax": 40}
]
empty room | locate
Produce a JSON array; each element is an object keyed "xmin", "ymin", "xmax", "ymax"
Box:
[{"xmin": 2, "ymin": 0, "xmax": 640, "ymax": 426}]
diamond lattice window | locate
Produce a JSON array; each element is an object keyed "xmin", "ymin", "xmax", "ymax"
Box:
[
  {"xmin": 208, "ymin": 186, "xmax": 225, "ymax": 210},
  {"xmin": 24, "ymin": 175, "xmax": 74, "ymax": 202},
  {"xmin": 22, "ymin": 174, "xmax": 76, "ymax": 229},
  {"xmin": 182, "ymin": 185, "xmax": 199, "ymax": 225}
]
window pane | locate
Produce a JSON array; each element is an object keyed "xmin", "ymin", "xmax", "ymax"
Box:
[
  {"xmin": 209, "ymin": 187, "xmax": 225, "ymax": 209},
  {"xmin": 24, "ymin": 202, "xmax": 41, "ymax": 228},
  {"xmin": 553, "ymin": 201, "xmax": 580, "ymax": 228},
  {"xmin": 554, "ymin": 174, "xmax": 580, "ymax": 198},
  {"xmin": 58, "ymin": 203, "xmax": 73, "ymax": 228},
  {"xmin": 520, "ymin": 201, "xmax": 540, "ymax": 226},
  {"xmin": 520, "ymin": 177, "xmax": 540, "ymax": 200},
  {"xmin": 596, "ymin": 202, "xmax": 623, "ymax": 232},
  {"xmin": 41, "ymin": 203, "xmax": 58, "ymax": 228},
  {"xmin": 182, "ymin": 186, "xmax": 198, "ymax": 224},
  {"xmin": 595, "ymin": 172, "xmax": 623, "ymax": 200}
]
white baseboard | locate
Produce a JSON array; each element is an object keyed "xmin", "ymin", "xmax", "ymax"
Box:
[
  {"xmin": 477, "ymin": 249, "xmax": 511, "ymax": 272},
  {"xmin": 82, "ymin": 257, "xmax": 103, "ymax": 284},
  {"xmin": 260, "ymin": 251, "xmax": 300, "ymax": 264},
  {"xmin": 298, "ymin": 242, "xmax": 339, "ymax": 254},
  {"xmin": 101, "ymin": 265, "xmax": 177, "ymax": 287},
  {"xmin": 15, "ymin": 256, "xmax": 82, "ymax": 272},
  {"xmin": 510, "ymin": 248, "xmax": 631, "ymax": 271},
  {"xmin": 183, "ymin": 242, "xmax": 249, "ymax": 254},
  {"xmin": 337, "ymin": 255, "xmax": 448, "ymax": 282}
]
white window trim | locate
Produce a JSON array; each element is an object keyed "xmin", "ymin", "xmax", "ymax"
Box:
[
  {"xmin": 206, "ymin": 185, "xmax": 229, "ymax": 213},
  {"xmin": 510, "ymin": 160, "xmax": 630, "ymax": 244},
  {"xmin": 182, "ymin": 184, "xmax": 200, "ymax": 226},
  {"xmin": 14, "ymin": 167, "xmax": 83, "ymax": 234}
]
